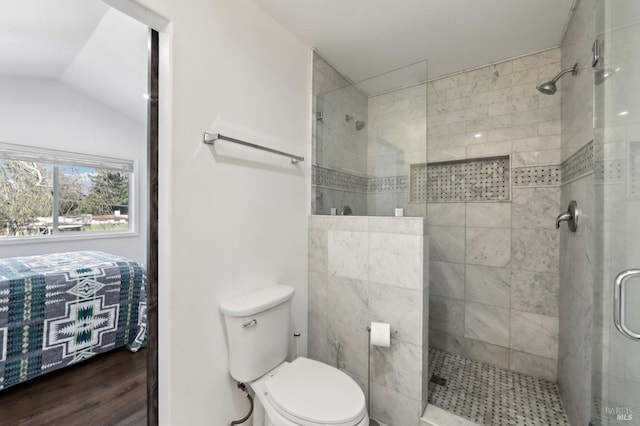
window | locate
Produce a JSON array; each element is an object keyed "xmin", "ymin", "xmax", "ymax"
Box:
[{"xmin": 0, "ymin": 143, "xmax": 135, "ymax": 239}]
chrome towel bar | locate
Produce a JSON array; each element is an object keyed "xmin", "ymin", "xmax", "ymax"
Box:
[{"xmin": 203, "ymin": 132, "xmax": 304, "ymax": 164}]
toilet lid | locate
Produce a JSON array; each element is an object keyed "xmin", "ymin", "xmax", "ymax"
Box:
[{"xmin": 264, "ymin": 357, "xmax": 366, "ymax": 425}]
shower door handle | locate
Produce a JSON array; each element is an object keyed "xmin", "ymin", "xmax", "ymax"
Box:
[{"xmin": 614, "ymin": 269, "xmax": 640, "ymax": 340}]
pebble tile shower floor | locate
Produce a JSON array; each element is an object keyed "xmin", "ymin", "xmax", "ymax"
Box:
[{"xmin": 428, "ymin": 348, "xmax": 570, "ymax": 426}]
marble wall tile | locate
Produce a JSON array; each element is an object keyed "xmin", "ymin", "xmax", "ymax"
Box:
[
  {"xmin": 309, "ymin": 228, "xmax": 328, "ymax": 273},
  {"xmin": 464, "ymin": 302, "xmax": 510, "ymax": 347},
  {"xmin": 371, "ymin": 383, "xmax": 422, "ymax": 426},
  {"xmin": 405, "ymin": 201, "xmax": 428, "ymax": 218},
  {"xmin": 466, "ymin": 227, "xmax": 511, "ymax": 267},
  {"xmin": 558, "ymin": 173, "xmax": 594, "ymax": 426},
  {"xmin": 427, "ymin": 147, "xmax": 466, "ymax": 162},
  {"xmin": 308, "ymin": 311, "xmax": 330, "ymax": 365},
  {"xmin": 510, "ymin": 310, "xmax": 559, "ymax": 360},
  {"xmin": 466, "ymin": 203, "xmax": 511, "ymax": 228},
  {"xmin": 326, "ymin": 275, "xmax": 370, "ymax": 380},
  {"xmin": 538, "ymin": 120, "xmax": 561, "ymax": 137},
  {"xmin": 512, "ymin": 187, "xmax": 561, "ymax": 230},
  {"xmin": 369, "ymin": 282, "xmax": 422, "ymax": 346},
  {"xmin": 367, "ymin": 217, "xmax": 426, "ymax": 235},
  {"xmin": 511, "ymin": 229, "xmax": 559, "ymax": 273},
  {"xmin": 430, "ymin": 295, "xmax": 465, "ymax": 336},
  {"xmin": 369, "ymin": 232, "xmax": 422, "ymax": 289},
  {"xmin": 512, "ymin": 135, "xmax": 561, "ymax": 152},
  {"xmin": 510, "ymin": 350, "xmax": 557, "ymax": 382},
  {"xmin": 511, "ymin": 270, "xmax": 559, "ymax": 316},
  {"xmin": 372, "ymin": 341, "xmax": 422, "ymax": 399},
  {"xmin": 463, "ymin": 338, "xmax": 510, "ymax": 369},
  {"xmin": 465, "ymin": 265, "xmax": 510, "ymax": 307},
  {"xmin": 511, "ymin": 105, "xmax": 561, "ymax": 126},
  {"xmin": 309, "ymin": 215, "xmax": 368, "ymax": 231},
  {"xmin": 327, "ymin": 230, "xmax": 369, "ymax": 280},
  {"xmin": 429, "ymin": 328, "xmax": 464, "ymax": 355},
  {"xmin": 466, "ymin": 113, "xmax": 512, "ymax": 132},
  {"xmin": 430, "ymin": 261, "xmax": 465, "ymax": 300},
  {"xmin": 419, "ymin": 48, "xmax": 569, "ymax": 383},
  {"xmin": 511, "ymin": 150, "xmax": 562, "ymax": 167},
  {"xmin": 423, "ymin": 231, "xmax": 430, "ymax": 293},
  {"xmin": 427, "ymin": 203, "xmax": 465, "ymax": 226},
  {"xmin": 488, "ymin": 124, "xmax": 538, "ymax": 142},
  {"xmin": 309, "ymin": 270, "xmax": 328, "ymax": 317},
  {"xmin": 430, "ymin": 226, "xmax": 466, "ymax": 263}
]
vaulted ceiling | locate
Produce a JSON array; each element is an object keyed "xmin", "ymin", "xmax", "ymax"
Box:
[{"xmin": 0, "ymin": 0, "xmax": 148, "ymax": 124}]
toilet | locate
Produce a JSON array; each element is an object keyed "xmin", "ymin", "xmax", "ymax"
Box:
[{"xmin": 220, "ymin": 285, "xmax": 369, "ymax": 426}]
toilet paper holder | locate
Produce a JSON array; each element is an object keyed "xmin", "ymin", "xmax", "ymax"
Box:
[
  {"xmin": 365, "ymin": 325, "xmax": 399, "ymax": 337},
  {"xmin": 366, "ymin": 324, "xmax": 398, "ymax": 425}
]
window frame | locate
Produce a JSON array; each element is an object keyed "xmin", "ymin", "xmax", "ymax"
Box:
[{"xmin": 0, "ymin": 142, "xmax": 138, "ymax": 243}]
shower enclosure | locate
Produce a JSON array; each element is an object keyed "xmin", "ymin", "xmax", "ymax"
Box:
[{"xmin": 311, "ymin": 54, "xmax": 428, "ymax": 217}]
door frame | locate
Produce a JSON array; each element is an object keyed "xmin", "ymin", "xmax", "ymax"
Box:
[{"xmin": 146, "ymin": 28, "xmax": 159, "ymax": 426}]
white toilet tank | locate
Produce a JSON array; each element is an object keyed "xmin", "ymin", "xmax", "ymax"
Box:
[{"xmin": 220, "ymin": 285, "xmax": 295, "ymax": 383}]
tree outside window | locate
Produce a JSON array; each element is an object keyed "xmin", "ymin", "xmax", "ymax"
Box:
[{"xmin": 0, "ymin": 155, "xmax": 132, "ymax": 238}]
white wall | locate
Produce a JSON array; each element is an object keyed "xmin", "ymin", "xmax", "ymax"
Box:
[
  {"xmin": 0, "ymin": 77, "xmax": 147, "ymax": 264},
  {"xmin": 116, "ymin": 0, "xmax": 312, "ymax": 424}
]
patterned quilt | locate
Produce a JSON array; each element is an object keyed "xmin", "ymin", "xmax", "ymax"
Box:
[{"xmin": 0, "ymin": 251, "xmax": 146, "ymax": 390}]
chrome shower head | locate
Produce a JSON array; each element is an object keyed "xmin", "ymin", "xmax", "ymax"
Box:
[
  {"xmin": 536, "ymin": 63, "xmax": 579, "ymax": 95},
  {"xmin": 537, "ymin": 81, "xmax": 558, "ymax": 95},
  {"xmin": 345, "ymin": 114, "xmax": 366, "ymax": 131}
]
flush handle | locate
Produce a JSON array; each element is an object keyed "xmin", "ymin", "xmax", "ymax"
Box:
[
  {"xmin": 241, "ymin": 319, "xmax": 257, "ymax": 328},
  {"xmin": 556, "ymin": 200, "xmax": 579, "ymax": 232},
  {"xmin": 614, "ymin": 269, "xmax": 640, "ymax": 340}
]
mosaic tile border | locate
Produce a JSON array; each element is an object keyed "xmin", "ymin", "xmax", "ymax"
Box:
[
  {"xmin": 428, "ymin": 348, "xmax": 570, "ymax": 426},
  {"xmin": 312, "ymin": 165, "xmax": 368, "ymax": 193},
  {"xmin": 312, "ymin": 165, "xmax": 408, "ymax": 193},
  {"xmin": 512, "ymin": 166, "xmax": 561, "ymax": 187},
  {"xmin": 413, "ymin": 156, "xmax": 510, "ymax": 202},
  {"xmin": 562, "ymin": 140, "xmax": 594, "ymax": 184},
  {"xmin": 367, "ymin": 175, "xmax": 408, "ymax": 192}
]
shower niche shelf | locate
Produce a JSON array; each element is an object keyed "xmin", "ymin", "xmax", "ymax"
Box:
[{"xmin": 410, "ymin": 155, "xmax": 510, "ymax": 203}]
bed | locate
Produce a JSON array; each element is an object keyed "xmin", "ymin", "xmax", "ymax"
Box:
[{"xmin": 0, "ymin": 251, "xmax": 146, "ymax": 390}]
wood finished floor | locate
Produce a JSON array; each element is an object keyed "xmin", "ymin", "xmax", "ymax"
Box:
[{"xmin": 0, "ymin": 348, "xmax": 147, "ymax": 426}]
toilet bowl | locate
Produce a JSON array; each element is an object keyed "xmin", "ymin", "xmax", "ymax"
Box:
[{"xmin": 250, "ymin": 357, "xmax": 368, "ymax": 426}]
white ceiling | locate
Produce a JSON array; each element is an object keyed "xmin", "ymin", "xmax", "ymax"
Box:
[
  {"xmin": 0, "ymin": 0, "xmax": 148, "ymax": 124},
  {"xmin": 252, "ymin": 0, "xmax": 576, "ymax": 83}
]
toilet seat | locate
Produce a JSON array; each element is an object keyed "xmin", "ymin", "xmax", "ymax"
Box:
[{"xmin": 264, "ymin": 357, "xmax": 367, "ymax": 426}]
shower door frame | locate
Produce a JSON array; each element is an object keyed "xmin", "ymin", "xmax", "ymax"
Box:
[{"xmin": 591, "ymin": 0, "xmax": 640, "ymax": 424}]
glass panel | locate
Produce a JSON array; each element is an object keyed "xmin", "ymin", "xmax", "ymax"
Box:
[
  {"xmin": 312, "ymin": 53, "xmax": 427, "ymax": 216},
  {"xmin": 62, "ymin": 167, "xmax": 130, "ymax": 233},
  {"xmin": 0, "ymin": 160, "xmax": 53, "ymax": 237},
  {"xmin": 592, "ymin": 0, "xmax": 640, "ymax": 424}
]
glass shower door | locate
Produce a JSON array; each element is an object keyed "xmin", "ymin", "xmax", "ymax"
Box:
[{"xmin": 592, "ymin": 0, "xmax": 640, "ymax": 424}]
